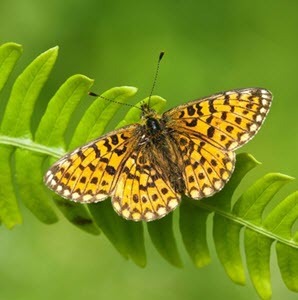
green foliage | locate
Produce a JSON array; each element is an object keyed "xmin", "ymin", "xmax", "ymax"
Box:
[{"xmin": 0, "ymin": 43, "xmax": 297, "ymax": 300}]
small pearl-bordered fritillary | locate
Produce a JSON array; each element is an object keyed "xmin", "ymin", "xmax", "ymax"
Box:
[{"xmin": 44, "ymin": 87, "xmax": 272, "ymax": 221}]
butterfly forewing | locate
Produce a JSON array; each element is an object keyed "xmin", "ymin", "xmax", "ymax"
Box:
[
  {"xmin": 44, "ymin": 125, "xmax": 139, "ymax": 202},
  {"xmin": 165, "ymin": 88, "xmax": 272, "ymax": 151}
]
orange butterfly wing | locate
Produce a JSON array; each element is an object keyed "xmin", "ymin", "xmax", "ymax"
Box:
[
  {"xmin": 44, "ymin": 124, "xmax": 181, "ymax": 221},
  {"xmin": 164, "ymin": 88, "xmax": 272, "ymax": 198},
  {"xmin": 44, "ymin": 125, "xmax": 139, "ymax": 202}
]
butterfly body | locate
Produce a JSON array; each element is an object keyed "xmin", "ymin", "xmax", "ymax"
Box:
[{"xmin": 45, "ymin": 88, "xmax": 272, "ymax": 221}]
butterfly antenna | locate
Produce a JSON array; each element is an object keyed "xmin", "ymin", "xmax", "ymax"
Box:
[
  {"xmin": 88, "ymin": 92, "xmax": 142, "ymax": 110},
  {"xmin": 148, "ymin": 51, "xmax": 165, "ymax": 109}
]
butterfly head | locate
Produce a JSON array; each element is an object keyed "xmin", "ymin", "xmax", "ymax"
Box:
[{"xmin": 140, "ymin": 102, "xmax": 158, "ymax": 119}]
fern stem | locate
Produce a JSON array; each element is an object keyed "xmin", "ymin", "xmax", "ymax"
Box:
[
  {"xmin": 0, "ymin": 136, "xmax": 64, "ymax": 158},
  {"xmin": 198, "ymin": 202, "xmax": 298, "ymax": 249}
]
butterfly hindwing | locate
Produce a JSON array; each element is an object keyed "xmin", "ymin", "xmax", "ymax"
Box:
[
  {"xmin": 112, "ymin": 147, "xmax": 181, "ymax": 221},
  {"xmin": 171, "ymin": 131, "xmax": 235, "ymax": 199}
]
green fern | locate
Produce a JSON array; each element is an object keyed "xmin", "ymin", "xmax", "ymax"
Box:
[{"xmin": 0, "ymin": 43, "xmax": 297, "ymax": 300}]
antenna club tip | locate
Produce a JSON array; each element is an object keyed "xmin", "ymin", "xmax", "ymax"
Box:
[
  {"xmin": 159, "ymin": 51, "xmax": 165, "ymax": 61},
  {"xmin": 88, "ymin": 91, "xmax": 99, "ymax": 97}
]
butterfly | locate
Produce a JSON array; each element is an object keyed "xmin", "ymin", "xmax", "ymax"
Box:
[{"xmin": 44, "ymin": 88, "xmax": 272, "ymax": 222}]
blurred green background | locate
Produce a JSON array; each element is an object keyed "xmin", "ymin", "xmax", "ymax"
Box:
[{"xmin": 1, "ymin": 0, "xmax": 298, "ymax": 299}]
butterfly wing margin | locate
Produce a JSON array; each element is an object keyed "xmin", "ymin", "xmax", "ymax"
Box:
[
  {"xmin": 44, "ymin": 125, "xmax": 139, "ymax": 202},
  {"xmin": 164, "ymin": 88, "xmax": 272, "ymax": 151}
]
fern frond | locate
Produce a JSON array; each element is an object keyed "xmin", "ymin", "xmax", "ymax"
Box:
[{"xmin": 0, "ymin": 43, "xmax": 297, "ymax": 300}]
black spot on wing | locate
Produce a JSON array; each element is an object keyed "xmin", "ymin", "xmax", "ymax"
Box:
[
  {"xmin": 106, "ymin": 165, "xmax": 116, "ymax": 175},
  {"xmin": 187, "ymin": 106, "xmax": 196, "ymax": 116},
  {"xmin": 186, "ymin": 119, "xmax": 198, "ymax": 127},
  {"xmin": 207, "ymin": 126, "xmax": 215, "ymax": 138},
  {"xmin": 111, "ymin": 134, "xmax": 119, "ymax": 145}
]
